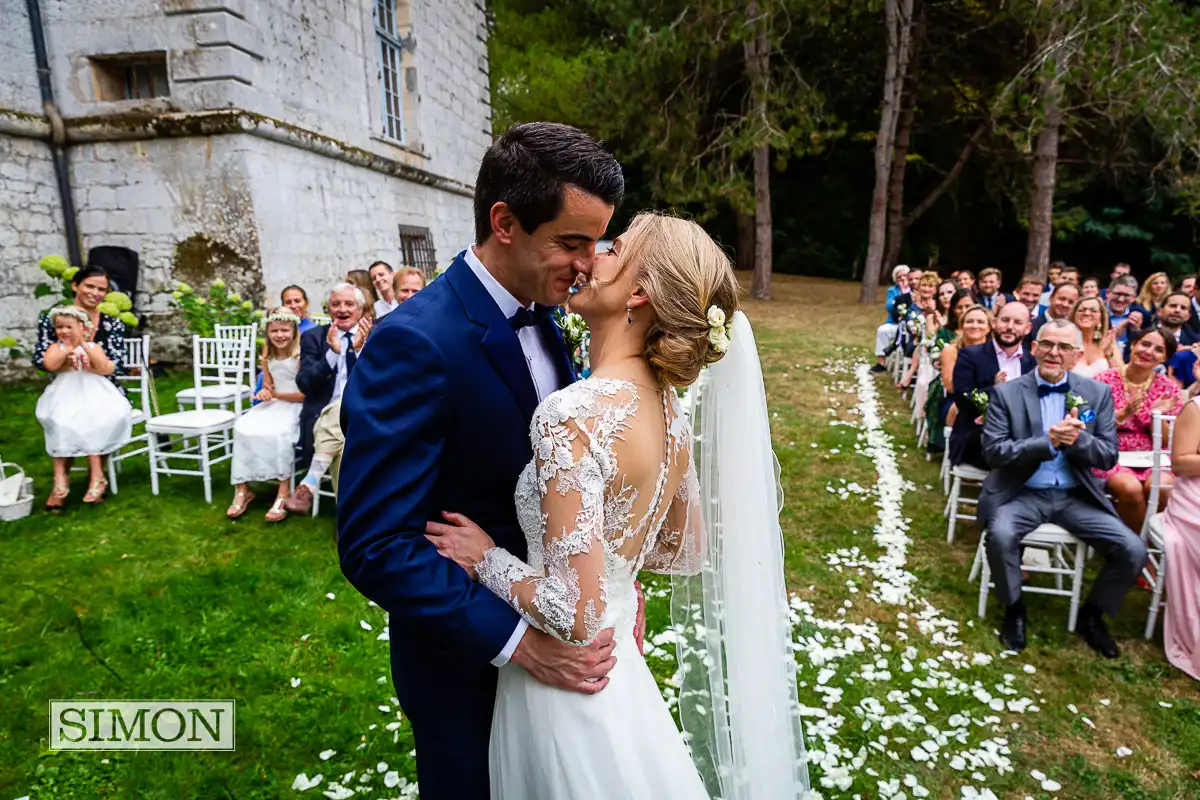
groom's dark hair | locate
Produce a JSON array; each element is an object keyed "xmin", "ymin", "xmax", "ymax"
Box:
[{"xmin": 475, "ymin": 122, "xmax": 624, "ymax": 243}]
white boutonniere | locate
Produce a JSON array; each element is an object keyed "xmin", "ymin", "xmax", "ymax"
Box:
[
  {"xmin": 555, "ymin": 310, "xmax": 590, "ymax": 377},
  {"xmin": 1065, "ymin": 393, "xmax": 1087, "ymax": 412}
]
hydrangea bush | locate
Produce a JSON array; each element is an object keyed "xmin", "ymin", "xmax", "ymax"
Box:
[
  {"xmin": 170, "ymin": 278, "xmax": 261, "ymax": 338},
  {"xmin": 36, "ymin": 254, "xmax": 139, "ymax": 328}
]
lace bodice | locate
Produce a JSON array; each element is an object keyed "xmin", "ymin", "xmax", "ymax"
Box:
[
  {"xmin": 477, "ymin": 378, "xmax": 704, "ymax": 645},
  {"xmin": 266, "ymin": 357, "xmax": 300, "ymax": 395}
]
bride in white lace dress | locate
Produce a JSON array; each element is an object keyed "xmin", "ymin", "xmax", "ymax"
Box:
[{"xmin": 427, "ymin": 213, "xmax": 810, "ymax": 799}]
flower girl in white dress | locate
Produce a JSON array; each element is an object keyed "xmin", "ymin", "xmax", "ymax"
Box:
[
  {"xmin": 227, "ymin": 308, "xmax": 305, "ymax": 522},
  {"xmin": 35, "ymin": 306, "xmax": 132, "ymax": 509}
]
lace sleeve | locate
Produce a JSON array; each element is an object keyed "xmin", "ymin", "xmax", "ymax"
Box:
[
  {"xmin": 643, "ymin": 450, "xmax": 704, "ymax": 575},
  {"xmin": 476, "ymin": 416, "xmax": 608, "ymax": 645}
]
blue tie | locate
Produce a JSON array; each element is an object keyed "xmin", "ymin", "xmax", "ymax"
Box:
[{"xmin": 344, "ymin": 332, "xmax": 357, "ymax": 375}]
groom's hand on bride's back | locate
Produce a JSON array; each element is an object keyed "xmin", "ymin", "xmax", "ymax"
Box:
[{"xmin": 511, "ymin": 627, "xmax": 617, "ymax": 695}]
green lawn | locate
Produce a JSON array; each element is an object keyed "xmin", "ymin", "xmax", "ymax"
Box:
[{"xmin": 2, "ymin": 275, "xmax": 1197, "ymax": 799}]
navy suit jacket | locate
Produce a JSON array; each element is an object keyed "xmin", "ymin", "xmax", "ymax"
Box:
[
  {"xmin": 949, "ymin": 341, "xmax": 1037, "ymax": 468},
  {"xmin": 336, "ymin": 253, "xmax": 575, "ymax": 797},
  {"xmin": 295, "ymin": 324, "xmax": 338, "ymax": 466}
]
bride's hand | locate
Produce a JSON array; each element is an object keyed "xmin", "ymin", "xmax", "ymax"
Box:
[{"xmin": 425, "ymin": 511, "xmax": 495, "ymax": 579}]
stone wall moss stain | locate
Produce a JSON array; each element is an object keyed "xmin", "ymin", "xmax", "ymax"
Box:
[{"xmin": 172, "ymin": 233, "xmax": 264, "ymax": 301}]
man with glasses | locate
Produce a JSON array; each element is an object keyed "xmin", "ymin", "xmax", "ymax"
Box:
[
  {"xmin": 978, "ymin": 319, "xmax": 1146, "ymax": 657},
  {"xmin": 1106, "ymin": 275, "xmax": 1144, "ymax": 346}
]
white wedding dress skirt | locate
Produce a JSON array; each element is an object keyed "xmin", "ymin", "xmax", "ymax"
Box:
[
  {"xmin": 36, "ymin": 369, "xmax": 132, "ymax": 457},
  {"xmin": 230, "ymin": 357, "xmax": 302, "ymax": 484},
  {"xmin": 490, "ymin": 581, "xmax": 709, "ymax": 800}
]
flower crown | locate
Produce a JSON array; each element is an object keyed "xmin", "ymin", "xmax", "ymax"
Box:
[
  {"xmin": 707, "ymin": 306, "xmax": 733, "ymax": 354},
  {"xmin": 261, "ymin": 310, "xmax": 301, "ymax": 328},
  {"xmin": 50, "ymin": 306, "xmax": 93, "ymax": 331}
]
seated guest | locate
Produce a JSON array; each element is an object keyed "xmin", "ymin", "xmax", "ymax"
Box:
[
  {"xmin": 369, "ymin": 261, "xmax": 398, "ymax": 319},
  {"xmin": 1028, "ymin": 282, "xmax": 1080, "ymax": 342},
  {"xmin": 980, "ymin": 319, "xmax": 1147, "ymax": 657},
  {"xmin": 1156, "ymin": 291, "xmax": 1198, "ymax": 347},
  {"xmin": 1106, "ymin": 275, "xmax": 1144, "ymax": 347},
  {"xmin": 346, "ymin": 269, "xmax": 379, "ymax": 322},
  {"xmin": 1137, "ymin": 271, "xmax": 1172, "ymax": 322},
  {"xmin": 1161, "ymin": 390, "xmax": 1200, "ymax": 681},
  {"xmin": 956, "ymin": 269, "xmax": 976, "ymax": 293},
  {"xmin": 1037, "ymin": 261, "xmax": 1066, "ymax": 312},
  {"xmin": 950, "ymin": 301, "xmax": 1035, "ymax": 469},
  {"xmin": 1081, "ymin": 275, "xmax": 1101, "ymax": 298},
  {"xmin": 285, "ymin": 283, "xmax": 372, "ymax": 514},
  {"xmin": 1093, "ymin": 328, "xmax": 1184, "ymax": 532},
  {"xmin": 34, "ymin": 265, "xmax": 127, "ymax": 394},
  {"xmin": 1069, "ymin": 295, "xmax": 1124, "ymax": 378},
  {"xmin": 898, "ymin": 276, "xmax": 940, "ymax": 386},
  {"xmin": 227, "ymin": 308, "xmax": 305, "ymax": 522},
  {"xmin": 35, "ymin": 307, "xmax": 133, "ymax": 510},
  {"xmin": 281, "ymin": 285, "xmax": 317, "ymax": 333},
  {"xmin": 393, "ymin": 266, "xmax": 427, "ymax": 304},
  {"xmin": 1180, "ymin": 274, "xmax": 1197, "ymax": 299},
  {"xmin": 872, "ymin": 264, "xmax": 912, "ymax": 373},
  {"xmin": 1101, "ymin": 262, "xmax": 1132, "ymax": 299},
  {"xmin": 975, "ymin": 267, "xmax": 1009, "ymax": 311},
  {"xmin": 1015, "ymin": 275, "xmax": 1044, "ymax": 316},
  {"xmin": 923, "ymin": 289, "xmax": 974, "ymax": 453},
  {"xmin": 906, "ymin": 308, "xmax": 945, "ymax": 417}
]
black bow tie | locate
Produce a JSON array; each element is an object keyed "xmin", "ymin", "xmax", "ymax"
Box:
[
  {"xmin": 509, "ymin": 305, "xmax": 553, "ymax": 331},
  {"xmin": 1037, "ymin": 383, "xmax": 1070, "ymax": 398}
]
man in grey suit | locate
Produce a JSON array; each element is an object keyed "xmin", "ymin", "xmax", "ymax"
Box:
[{"xmin": 980, "ymin": 318, "xmax": 1148, "ymax": 657}]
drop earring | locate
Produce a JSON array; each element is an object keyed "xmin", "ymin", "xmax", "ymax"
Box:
[{"xmin": 627, "ymin": 305, "xmax": 634, "ymax": 325}]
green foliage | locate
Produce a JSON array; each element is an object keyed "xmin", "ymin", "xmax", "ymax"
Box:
[
  {"xmin": 170, "ymin": 280, "xmax": 258, "ymax": 337},
  {"xmin": 31, "ymin": 254, "xmax": 139, "ymax": 327}
]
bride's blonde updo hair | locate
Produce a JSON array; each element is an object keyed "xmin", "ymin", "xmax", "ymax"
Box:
[{"xmin": 619, "ymin": 212, "xmax": 740, "ymax": 388}]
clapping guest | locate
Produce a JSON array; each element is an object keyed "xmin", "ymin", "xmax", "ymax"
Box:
[
  {"xmin": 950, "ymin": 301, "xmax": 1035, "ymax": 469},
  {"xmin": 1092, "ymin": 328, "xmax": 1184, "ymax": 532},
  {"xmin": 1137, "ymin": 272, "xmax": 1173, "ymax": 321},
  {"xmin": 976, "ymin": 268, "xmax": 1008, "ymax": 311},
  {"xmin": 369, "ymin": 261, "xmax": 398, "ymax": 319},
  {"xmin": 281, "ymin": 285, "xmax": 317, "ymax": 333},
  {"xmin": 285, "ymin": 283, "xmax": 372, "ymax": 515},
  {"xmin": 227, "ymin": 308, "xmax": 306, "ymax": 522},
  {"xmin": 1029, "ymin": 282, "xmax": 1080, "ymax": 342},
  {"xmin": 979, "ymin": 319, "xmax": 1146, "ymax": 657},
  {"xmin": 1160, "ymin": 390, "xmax": 1200, "ymax": 681},
  {"xmin": 35, "ymin": 307, "xmax": 132, "ymax": 509},
  {"xmin": 346, "ymin": 269, "xmax": 379, "ymax": 322},
  {"xmin": 873, "ymin": 265, "xmax": 912, "ymax": 373},
  {"xmin": 1106, "ymin": 275, "xmax": 1144, "ymax": 346},
  {"xmin": 1069, "ymin": 296, "xmax": 1124, "ymax": 378},
  {"xmin": 1156, "ymin": 292, "xmax": 1198, "ymax": 347},
  {"xmin": 1015, "ymin": 275, "xmax": 1044, "ymax": 316},
  {"xmin": 34, "ymin": 265, "xmax": 127, "ymax": 393}
]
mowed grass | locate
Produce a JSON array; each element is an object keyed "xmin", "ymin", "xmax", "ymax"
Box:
[{"xmin": 0, "ymin": 275, "xmax": 1197, "ymax": 799}]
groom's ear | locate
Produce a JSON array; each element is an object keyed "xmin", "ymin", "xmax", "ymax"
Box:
[{"xmin": 490, "ymin": 202, "xmax": 518, "ymax": 244}]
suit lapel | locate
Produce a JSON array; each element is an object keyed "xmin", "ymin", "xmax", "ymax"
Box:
[
  {"xmin": 446, "ymin": 255, "xmax": 539, "ymax": 420},
  {"xmin": 1020, "ymin": 370, "xmax": 1043, "ymax": 435},
  {"xmin": 1020, "ymin": 344, "xmax": 1037, "ymax": 374},
  {"xmin": 982, "ymin": 343, "xmax": 1000, "ymax": 387}
]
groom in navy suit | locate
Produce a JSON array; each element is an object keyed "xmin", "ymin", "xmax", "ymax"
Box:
[{"xmin": 337, "ymin": 123, "xmax": 625, "ymax": 799}]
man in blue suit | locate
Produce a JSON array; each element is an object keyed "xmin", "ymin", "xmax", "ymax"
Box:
[
  {"xmin": 337, "ymin": 123, "xmax": 625, "ymax": 799},
  {"xmin": 950, "ymin": 301, "xmax": 1035, "ymax": 470}
]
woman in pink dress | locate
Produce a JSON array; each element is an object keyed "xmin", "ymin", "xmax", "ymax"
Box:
[
  {"xmin": 1163, "ymin": 395, "xmax": 1200, "ymax": 679},
  {"xmin": 1093, "ymin": 328, "xmax": 1184, "ymax": 532}
]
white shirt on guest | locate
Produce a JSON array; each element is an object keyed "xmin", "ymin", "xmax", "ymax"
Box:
[
  {"xmin": 374, "ymin": 298, "xmax": 397, "ymax": 319},
  {"xmin": 994, "ymin": 341, "xmax": 1025, "ymax": 383},
  {"xmin": 324, "ymin": 327, "xmax": 358, "ymax": 403},
  {"xmin": 464, "ymin": 245, "xmax": 560, "ymax": 667}
]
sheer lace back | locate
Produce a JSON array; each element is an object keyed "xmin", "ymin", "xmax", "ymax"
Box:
[{"xmin": 477, "ymin": 378, "xmax": 704, "ymax": 646}]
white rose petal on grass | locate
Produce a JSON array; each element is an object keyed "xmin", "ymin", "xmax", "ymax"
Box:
[
  {"xmin": 291, "ymin": 677, "xmax": 301, "ymax": 688},
  {"xmin": 1081, "ymin": 717, "xmax": 1096, "ymax": 730},
  {"xmin": 384, "ymin": 771, "xmax": 401, "ymax": 788},
  {"xmin": 1116, "ymin": 747, "xmax": 1133, "ymax": 758},
  {"xmin": 300, "ymin": 634, "xmax": 311, "ymax": 641},
  {"xmin": 360, "ymin": 620, "xmax": 373, "ymax": 631},
  {"xmin": 1041, "ymin": 779, "xmax": 1062, "ymax": 792},
  {"xmin": 292, "ymin": 773, "xmax": 323, "ymax": 791},
  {"xmin": 1030, "ymin": 769, "xmax": 1046, "ymax": 781},
  {"xmin": 378, "ymin": 705, "xmax": 392, "ymax": 713},
  {"xmin": 1022, "ymin": 664, "xmax": 1036, "ymax": 674},
  {"xmin": 326, "ymin": 593, "xmax": 335, "ymax": 600},
  {"xmin": 1067, "ymin": 704, "xmax": 1078, "ymax": 714},
  {"xmin": 1159, "ymin": 701, "xmax": 1174, "ymax": 708},
  {"xmin": 319, "ymin": 749, "xmax": 336, "ymax": 761}
]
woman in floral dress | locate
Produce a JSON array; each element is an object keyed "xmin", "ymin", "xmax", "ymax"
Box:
[{"xmin": 1092, "ymin": 327, "xmax": 1184, "ymax": 532}]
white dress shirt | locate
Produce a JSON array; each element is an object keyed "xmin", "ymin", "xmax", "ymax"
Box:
[
  {"xmin": 323, "ymin": 328, "xmax": 357, "ymax": 403},
  {"xmin": 464, "ymin": 246, "xmax": 559, "ymax": 667},
  {"xmin": 374, "ymin": 298, "xmax": 398, "ymax": 319},
  {"xmin": 994, "ymin": 342, "xmax": 1025, "ymax": 383}
]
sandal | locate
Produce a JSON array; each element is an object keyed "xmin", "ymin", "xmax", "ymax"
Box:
[
  {"xmin": 264, "ymin": 497, "xmax": 289, "ymax": 523},
  {"xmin": 226, "ymin": 488, "xmax": 256, "ymax": 519},
  {"xmin": 82, "ymin": 478, "xmax": 108, "ymax": 505},
  {"xmin": 45, "ymin": 483, "xmax": 70, "ymax": 512}
]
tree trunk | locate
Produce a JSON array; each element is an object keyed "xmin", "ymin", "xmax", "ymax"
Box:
[
  {"xmin": 745, "ymin": 0, "xmax": 773, "ymax": 300},
  {"xmin": 882, "ymin": 13, "xmax": 922, "ymax": 275},
  {"xmin": 1024, "ymin": 15, "xmax": 1066, "ymax": 282},
  {"xmin": 736, "ymin": 205, "xmax": 755, "ymax": 271},
  {"xmin": 859, "ymin": 0, "xmax": 915, "ymax": 304}
]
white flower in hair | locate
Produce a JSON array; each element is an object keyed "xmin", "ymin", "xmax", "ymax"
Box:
[
  {"xmin": 706, "ymin": 305, "xmax": 733, "ymax": 353},
  {"xmin": 707, "ymin": 306, "xmax": 726, "ymax": 328},
  {"xmin": 261, "ymin": 309, "xmax": 301, "ymax": 328}
]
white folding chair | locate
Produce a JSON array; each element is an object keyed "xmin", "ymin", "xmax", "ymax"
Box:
[
  {"xmin": 1140, "ymin": 412, "xmax": 1176, "ymax": 639},
  {"xmin": 940, "ymin": 426, "xmax": 952, "ymax": 494},
  {"xmin": 107, "ymin": 335, "xmax": 154, "ymax": 494},
  {"xmin": 311, "ymin": 472, "xmax": 338, "ymax": 517},
  {"xmin": 973, "ymin": 523, "xmax": 1088, "ymax": 631},
  {"xmin": 146, "ymin": 337, "xmax": 244, "ymax": 503},
  {"xmin": 175, "ymin": 325, "xmax": 254, "ymax": 412},
  {"xmin": 945, "ymin": 464, "xmax": 989, "ymax": 542}
]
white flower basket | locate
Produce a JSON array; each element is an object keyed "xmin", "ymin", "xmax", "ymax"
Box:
[{"xmin": 0, "ymin": 461, "xmax": 34, "ymax": 522}]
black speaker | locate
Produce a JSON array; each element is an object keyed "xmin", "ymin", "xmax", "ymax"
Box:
[{"xmin": 87, "ymin": 246, "xmax": 140, "ymax": 302}]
